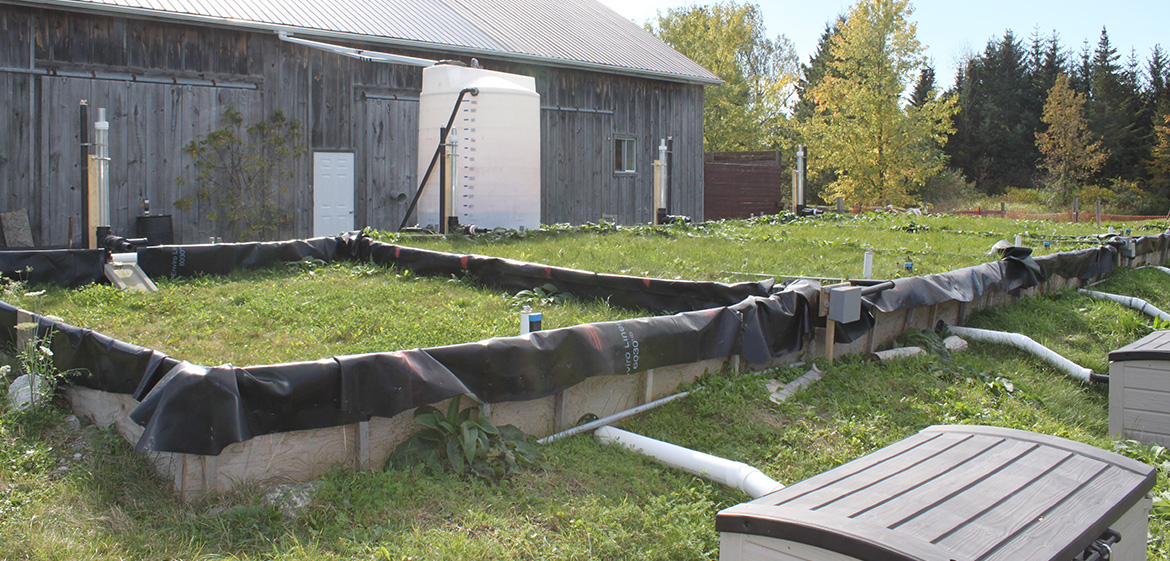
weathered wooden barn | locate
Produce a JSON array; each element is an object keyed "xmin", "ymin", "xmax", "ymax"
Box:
[{"xmin": 0, "ymin": 0, "xmax": 718, "ymax": 245}]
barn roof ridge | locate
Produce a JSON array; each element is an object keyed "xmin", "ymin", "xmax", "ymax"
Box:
[{"xmin": 13, "ymin": 0, "xmax": 723, "ymax": 85}]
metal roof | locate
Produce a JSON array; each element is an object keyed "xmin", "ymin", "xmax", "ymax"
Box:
[{"xmin": 19, "ymin": 0, "xmax": 722, "ymax": 85}]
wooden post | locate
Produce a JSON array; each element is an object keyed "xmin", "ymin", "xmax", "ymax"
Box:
[
  {"xmin": 16, "ymin": 309, "xmax": 34, "ymax": 351},
  {"xmin": 202, "ymin": 455, "xmax": 217, "ymax": 494},
  {"xmin": 791, "ymin": 170, "xmax": 799, "ymax": 211},
  {"xmin": 1000, "ymin": 202, "xmax": 1005, "ymax": 218},
  {"xmin": 1073, "ymin": 198, "xmax": 1079, "ymax": 223},
  {"xmin": 819, "ymin": 282, "xmax": 852, "ymax": 365},
  {"xmin": 1096, "ymin": 200, "xmax": 1101, "ymax": 226},
  {"xmin": 865, "ymin": 315, "xmax": 878, "ymax": 353},
  {"xmin": 87, "ymin": 155, "xmax": 100, "ymax": 249},
  {"xmin": 825, "ymin": 319, "xmax": 837, "ymax": 365},
  {"xmin": 553, "ymin": 391, "xmax": 568, "ymax": 431},
  {"xmin": 355, "ymin": 421, "xmax": 370, "ymax": 470},
  {"xmin": 836, "ymin": 197, "xmax": 844, "ymax": 213}
]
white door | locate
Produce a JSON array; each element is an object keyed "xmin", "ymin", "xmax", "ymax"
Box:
[{"xmin": 313, "ymin": 152, "xmax": 355, "ymax": 237}]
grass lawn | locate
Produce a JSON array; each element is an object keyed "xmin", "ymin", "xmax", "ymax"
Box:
[
  {"xmin": 1, "ymin": 213, "xmax": 1168, "ymax": 560},
  {"xmin": 375, "ymin": 213, "xmax": 1167, "ymax": 282},
  {"xmin": 16, "ymin": 262, "xmax": 641, "ymax": 366}
]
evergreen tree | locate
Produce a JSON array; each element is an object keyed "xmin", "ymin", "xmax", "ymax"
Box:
[
  {"xmin": 649, "ymin": 2, "xmax": 799, "ymax": 151},
  {"xmin": 794, "ymin": 18, "xmax": 844, "ymax": 122},
  {"xmin": 1037, "ymin": 74, "xmax": 1108, "ymax": 201},
  {"xmin": 1029, "ymin": 30, "xmax": 1067, "ymax": 99},
  {"xmin": 945, "ymin": 30, "xmax": 1040, "ymax": 193},
  {"xmin": 1070, "ymin": 40, "xmax": 1093, "ymax": 94},
  {"xmin": 909, "ymin": 64, "xmax": 936, "ymax": 108},
  {"xmin": 1147, "ymin": 46, "xmax": 1169, "ymax": 117},
  {"xmin": 802, "ymin": 0, "xmax": 956, "ymax": 205},
  {"xmin": 1087, "ymin": 28, "xmax": 1144, "ymax": 181}
]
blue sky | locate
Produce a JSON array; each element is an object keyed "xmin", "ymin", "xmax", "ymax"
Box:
[{"xmin": 597, "ymin": 0, "xmax": 1169, "ymax": 87}]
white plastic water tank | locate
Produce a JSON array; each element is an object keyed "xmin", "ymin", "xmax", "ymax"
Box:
[{"xmin": 416, "ymin": 64, "xmax": 541, "ymax": 231}]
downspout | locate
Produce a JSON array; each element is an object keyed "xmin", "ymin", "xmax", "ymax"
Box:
[
  {"xmin": 595, "ymin": 426, "xmax": 784, "ymax": 499},
  {"xmin": 1079, "ymin": 288, "xmax": 1170, "ymax": 323},
  {"xmin": 946, "ymin": 325, "xmax": 1098, "ymax": 383}
]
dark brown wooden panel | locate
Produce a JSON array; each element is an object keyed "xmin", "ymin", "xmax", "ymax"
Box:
[{"xmin": 704, "ymin": 158, "xmax": 785, "ymax": 220}]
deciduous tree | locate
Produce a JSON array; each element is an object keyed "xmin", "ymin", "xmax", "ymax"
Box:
[
  {"xmin": 649, "ymin": 2, "xmax": 799, "ymax": 151},
  {"xmin": 1152, "ymin": 114, "xmax": 1170, "ymax": 188},
  {"xmin": 802, "ymin": 0, "xmax": 956, "ymax": 205},
  {"xmin": 1036, "ymin": 74, "xmax": 1108, "ymax": 202}
]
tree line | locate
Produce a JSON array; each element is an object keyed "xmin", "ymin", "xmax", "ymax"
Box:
[{"xmin": 647, "ymin": 0, "xmax": 1170, "ymax": 212}]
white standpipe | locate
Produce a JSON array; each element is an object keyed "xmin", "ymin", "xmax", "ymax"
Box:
[
  {"xmin": 1079, "ymin": 288, "xmax": 1170, "ymax": 323},
  {"xmin": 657, "ymin": 139, "xmax": 668, "ymax": 211},
  {"xmin": 94, "ymin": 108, "xmax": 110, "ymax": 230},
  {"xmin": 596, "ymin": 426, "xmax": 784, "ymax": 499},
  {"xmin": 946, "ymin": 325, "xmax": 1093, "ymax": 382},
  {"xmin": 862, "ymin": 248, "xmax": 874, "ymax": 279}
]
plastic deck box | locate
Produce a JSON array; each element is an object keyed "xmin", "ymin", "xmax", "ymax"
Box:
[
  {"xmin": 1110, "ymin": 330, "xmax": 1170, "ymax": 447},
  {"xmin": 717, "ymin": 425, "xmax": 1154, "ymax": 561}
]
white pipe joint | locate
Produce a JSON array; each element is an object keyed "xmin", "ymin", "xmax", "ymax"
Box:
[
  {"xmin": 947, "ymin": 325, "xmax": 1092, "ymax": 382},
  {"xmin": 595, "ymin": 426, "xmax": 784, "ymax": 499},
  {"xmin": 1079, "ymin": 288, "xmax": 1170, "ymax": 323}
]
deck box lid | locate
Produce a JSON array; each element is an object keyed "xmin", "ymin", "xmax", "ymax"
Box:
[
  {"xmin": 716, "ymin": 425, "xmax": 1155, "ymax": 561},
  {"xmin": 1110, "ymin": 330, "xmax": 1170, "ymax": 362}
]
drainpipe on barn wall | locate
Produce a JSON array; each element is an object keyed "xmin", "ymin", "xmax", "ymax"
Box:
[{"xmin": 80, "ymin": 100, "xmax": 90, "ymax": 248}]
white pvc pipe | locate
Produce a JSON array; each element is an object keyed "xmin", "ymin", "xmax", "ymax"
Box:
[
  {"xmin": 537, "ymin": 390, "xmax": 691, "ymax": 445},
  {"xmin": 278, "ymin": 33, "xmax": 436, "ymax": 66},
  {"xmin": 1078, "ymin": 289, "xmax": 1170, "ymax": 323},
  {"xmin": 94, "ymin": 108, "xmax": 110, "ymax": 228},
  {"xmin": 769, "ymin": 364, "xmax": 823, "ymax": 404},
  {"xmin": 1140, "ymin": 265, "xmax": 1170, "ymax": 278},
  {"xmin": 595, "ymin": 426, "xmax": 784, "ymax": 499},
  {"xmin": 657, "ymin": 138, "xmax": 668, "ymax": 208},
  {"xmin": 947, "ymin": 325, "xmax": 1093, "ymax": 382},
  {"xmin": 873, "ymin": 346, "xmax": 924, "ymax": 361}
]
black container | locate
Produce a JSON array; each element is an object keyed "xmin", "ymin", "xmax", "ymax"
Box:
[{"xmin": 136, "ymin": 215, "xmax": 174, "ymax": 246}]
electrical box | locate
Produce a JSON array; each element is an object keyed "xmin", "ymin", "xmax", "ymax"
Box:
[
  {"xmin": 826, "ymin": 285, "xmax": 862, "ymax": 324},
  {"xmin": 1121, "ymin": 237, "xmax": 1137, "ymax": 258},
  {"xmin": 717, "ymin": 425, "xmax": 1155, "ymax": 561}
]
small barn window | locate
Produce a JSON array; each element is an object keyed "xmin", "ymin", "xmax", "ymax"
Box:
[{"xmin": 614, "ymin": 137, "xmax": 636, "ymax": 173}]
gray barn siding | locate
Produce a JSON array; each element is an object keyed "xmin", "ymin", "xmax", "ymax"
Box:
[{"xmin": 0, "ymin": 5, "xmax": 705, "ymax": 245}]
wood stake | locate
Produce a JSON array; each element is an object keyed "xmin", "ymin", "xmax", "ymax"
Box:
[{"xmin": 825, "ymin": 319, "xmax": 837, "ymax": 365}]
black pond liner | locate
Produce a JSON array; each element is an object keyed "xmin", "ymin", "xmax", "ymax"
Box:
[{"xmin": 0, "ymin": 230, "xmax": 1155, "ymax": 455}]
